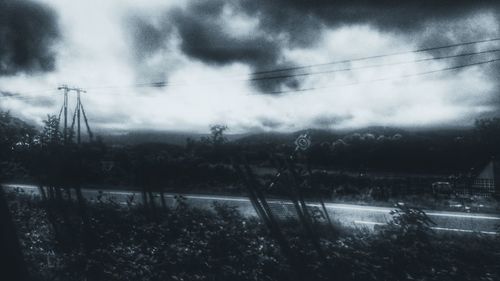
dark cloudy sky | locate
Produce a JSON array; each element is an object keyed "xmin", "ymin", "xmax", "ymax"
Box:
[{"xmin": 1, "ymin": 0, "xmax": 500, "ymax": 133}]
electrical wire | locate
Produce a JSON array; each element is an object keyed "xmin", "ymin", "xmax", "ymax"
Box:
[
  {"xmin": 264, "ymin": 56, "xmax": 500, "ymax": 96},
  {"xmin": 2, "ymin": 37, "xmax": 500, "ymax": 98}
]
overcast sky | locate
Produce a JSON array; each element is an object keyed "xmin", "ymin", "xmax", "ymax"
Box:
[{"xmin": 1, "ymin": 0, "xmax": 500, "ymax": 133}]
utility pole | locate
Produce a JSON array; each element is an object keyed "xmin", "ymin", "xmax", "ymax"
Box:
[
  {"xmin": 57, "ymin": 85, "xmax": 93, "ymax": 144},
  {"xmin": 57, "ymin": 85, "xmax": 69, "ymax": 143},
  {"xmin": 77, "ymin": 89, "xmax": 82, "ymax": 144}
]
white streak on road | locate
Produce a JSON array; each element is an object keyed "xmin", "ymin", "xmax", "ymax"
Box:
[
  {"xmin": 3, "ymin": 184, "xmax": 500, "ymax": 234},
  {"xmin": 354, "ymin": 220, "xmax": 498, "ymax": 235},
  {"xmin": 425, "ymin": 212, "xmax": 500, "ymax": 220},
  {"xmin": 354, "ymin": 220, "xmax": 385, "ymax": 226}
]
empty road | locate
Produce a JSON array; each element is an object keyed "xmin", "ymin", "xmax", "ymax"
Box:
[{"xmin": 3, "ymin": 184, "xmax": 499, "ymax": 235}]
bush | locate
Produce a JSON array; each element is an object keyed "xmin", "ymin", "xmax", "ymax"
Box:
[{"xmin": 5, "ymin": 192, "xmax": 500, "ymax": 281}]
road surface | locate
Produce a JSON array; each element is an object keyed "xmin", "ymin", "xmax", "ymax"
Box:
[{"xmin": 3, "ymin": 184, "xmax": 499, "ymax": 235}]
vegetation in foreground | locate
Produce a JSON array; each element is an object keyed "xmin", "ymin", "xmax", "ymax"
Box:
[
  {"xmin": 2, "ymin": 111, "xmax": 500, "ymax": 214},
  {"xmin": 2, "ymin": 110, "xmax": 500, "ymax": 280},
  {"xmin": 6, "ymin": 191, "xmax": 500, "ymax": 281}
]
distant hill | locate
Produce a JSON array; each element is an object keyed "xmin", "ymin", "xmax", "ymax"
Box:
[
  {"xmin": 98, "ymin": 126, "xmax": 472, "ymax": 146},
  {"xmin": 100, "ymin": 129, "xmax": 340, "ymax": 146},
  {"xmin": 100, "ymin": 131, "xmax": 245, "ymax": 146},
  {"xmin": 346, "ymin": 126, "xmax": 407, "ymax": 137},
  {"xmin": 235, "ymin": 129, "xmax": 342, "ymax": 145},
  {"xmin": 234, "ymin": 127, "xmax": 413, "ymax": 145}
]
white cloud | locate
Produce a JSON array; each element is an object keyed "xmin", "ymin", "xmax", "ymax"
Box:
[{"xmin": 0, "ymin": 1, "xmax": 499, "ymax": 133}]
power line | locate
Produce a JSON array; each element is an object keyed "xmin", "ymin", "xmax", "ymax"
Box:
[
  {"xmin": 72, "ymin": 54, "xmax": 500, "ymax": 99},
  {"xmin": 88, "ymin": 48, "xmax": 500, "ymax": 93},
  {"xmin": 89, "ymin": 56, "xmax": 500, "ymax": 98},
  {"xmin": 79, "ymin": 37, "xmax": 500, "ymax": 91},
  {"xmin": 251, "ymin": 37, "xmax": 500, "ymax": 76},
  {"xmin": 84, "ymin": 81, "xmax": 167, "ymax": 91},
  {"xmin": 81, "ymin": 48, "xmax": 500, "ymax": 91},
  {"xmin": 264, "ymin": 56, "xmax": 500, "ymax": 96},
  {"xmin": 248, "ymin": 48, "xmax": 500, "ymax": 82},
  {"xmin": 3, "ymin": 55, "xmax": 499, "ymax": 101},
  {"xmin": 3, "ymin": 37, "xmax": 500, "ymax": 98}
]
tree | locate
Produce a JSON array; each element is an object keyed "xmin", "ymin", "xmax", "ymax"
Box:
[
  {"xmin": 0, "ymin": 111, "xmax": 36, "ymax": 155},
  {"xmin": 0, "ymin": 111, "xmax": 37, "ymax": 181},
  {"xmin": 208, "ymin": 124, "xmax": 228, "ymax": 146},
  {"xmin": 40, "ymin": 114, "xmax": 62, "ymax": 146}
]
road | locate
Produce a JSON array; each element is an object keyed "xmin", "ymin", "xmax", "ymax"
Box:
[{"xmin": 3, "ymin": 184, "xmax": 500, "ymax": 235}]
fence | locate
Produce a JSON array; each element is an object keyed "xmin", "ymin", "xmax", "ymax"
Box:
[{"xmin": 453, "ymin": 178, "xmax": 497, "ymax": 197}]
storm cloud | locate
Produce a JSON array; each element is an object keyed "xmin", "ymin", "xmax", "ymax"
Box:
[
  {"xmin": 2, "ymin": 0, "xmax": 500, "ymax": 132},
  {"xmin": 0, "ymin": 0, "xmax": 60, "ymax": 76},
  {"xmin": 128, "ymin": 0, "xmax": 500, "ymax": 93}
]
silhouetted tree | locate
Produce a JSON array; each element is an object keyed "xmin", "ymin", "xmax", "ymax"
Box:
[
  {"xmin": 40, "ymin": 114, "xmax": 62, "ymax": 146},
  {"xmin": 207, "ymin": 124, "xmax": 228, "ymax": 146}
]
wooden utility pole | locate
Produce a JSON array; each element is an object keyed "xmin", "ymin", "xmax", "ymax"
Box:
[
  {"xmin": 76, "ymin": 89, "xmax": 82, "ymax": 144},
  {"xmin": 57, "ymin": 85, "xmax": 69, "ymax": 143},
  {"xmin": 57, "ymin": 85, "xmax": 93, "ymax": 144}
]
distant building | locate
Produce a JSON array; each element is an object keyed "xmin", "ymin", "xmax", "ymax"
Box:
[{"xmin": 470, "ymin": 160, "xmax": 500, "ymax": 197}]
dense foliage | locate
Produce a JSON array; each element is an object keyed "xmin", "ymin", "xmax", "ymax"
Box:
[
  {"xmin": 2, "ymin": 111, "xmax": 500, "ymax": 281},
  {"xmin": 6, "ymin": 191, "xmax": 500, "ymax": 281},
  {"xmin": 2, "ymin": 111, "xmax": 500, "ymax": 199}
]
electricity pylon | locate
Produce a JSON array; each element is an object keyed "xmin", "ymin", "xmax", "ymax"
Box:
[{"xmin": 57, "ymin": 85, "xmax": 93, "ymax": 144}]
